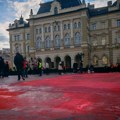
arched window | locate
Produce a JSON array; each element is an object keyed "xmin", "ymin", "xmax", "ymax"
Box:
[
  {"xmin": 55, "ymin": 35, "xmax": 60, "ymax": 48},
  {"xmin": 15, "ymin": 45, "xmax": 19, "ymax": 53},
  {"xmin": 48, "ymin": 26, "xmax": 51, "ymax": 32},
  {"xmin": 54, "ymin": 7, "xmax": 58, "ymax": 14},
  {"xmin": 74, "ymin": 22, "xmax": 77, "ymax": 29},
  {"xmin": 45, "ymin": 36, "xmax": 51, "ymax": 48},
  {"xmin": 26, "ymin": 44, "xmax": 30, "ymax": 53},
  {"xmin": 68, "ymin": 24, "xmax": 70, "ymax": 29},
  {"xmin": 78, "ymin": 22, "xmax": 81, "ymax": 28},
  {"xmin": 64, "ymin": 24, "xmax": 67, "ymax": 30},
  {"xmin": 15, "ymin": 44, "xmax": 21, "ymax": 53},
  {"xmin": 74, "ymin": 32, "xmax": 81, "ymax": 45},
  {"xmin": 35, "ymin": 37, "xmax": 42, "ymax": 49},
  {"xmin": 64, "ymin": 33, "xmax": 70, "ymax": 47},
  {"xmin": 54, "ymin": 26, "xmax": 56, "ymax": 31}
]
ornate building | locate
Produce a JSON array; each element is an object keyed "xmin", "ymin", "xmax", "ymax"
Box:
[{"xmin": 7, "ymin": 0, "xmax": 120, "ymax": 68}]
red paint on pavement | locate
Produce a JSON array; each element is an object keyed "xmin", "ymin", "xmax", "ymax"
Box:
[{"xmin": 0, "ymin": 73, "xmax": 120, "ymax": 120}]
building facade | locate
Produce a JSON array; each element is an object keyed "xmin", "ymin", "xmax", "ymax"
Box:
[{"xmin": 7, "ymin": 0, "xmax": 120, "ymax": 68}]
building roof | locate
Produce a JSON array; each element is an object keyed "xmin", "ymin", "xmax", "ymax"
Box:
[
  {"xmin": 112, "ymin": 1, "xmax": 117, "ymax": 6},
  {"xmin": 89, "ymin": 7, "xmax": 108, "ymax": 17},
  {"xmin": 37, "ymin": 0, "xmax": 82, "ymax": 14}
]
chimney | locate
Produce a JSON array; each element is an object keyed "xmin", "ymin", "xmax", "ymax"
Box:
[
  {"xmin": 30, "ymin": 9, "xmax": 33, "ymax": 16},
  {"xmin": 82, "ymin": 0, "xmax": 86, "ymax": 4},
  {"xmin": 107, "ymin": 1, "xmax": 112, "ymax": 7},
  {"xmin": 88, "ymin": 3, "xmax": 94, "ymax": 9}
]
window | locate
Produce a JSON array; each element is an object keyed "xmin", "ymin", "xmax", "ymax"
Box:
[
  {"xmin": 17, "ymin": 35, "xmax": 20, "ymax": 41},
  {"xmin": 35, "ymin": 37, "xmax": 41, "ymax": 49},
  {"xmin": 93, "ymin": 56, "xmax": 98, "ymax": 66},
  {"xmin": 117, "ymin": 20, "xmax": 120, "ymax": 27},
  {"xmin": 101, "ymin": 37, "xmax": 106, "ymax": 45},
  {"xmin": 14, "ymin": 35, "xmax": 16, "ymax": 41},
  {"xmin": 54, "ymin": 26, "xmax": 56, "ymax": 31},
  {"xmin": 39, "ymin": 28, "xmax": 42, "ymax": 33},
  {"xmin": 68, "ymin": 24, "xmax": 70, "ymax": 29},
  {"xmin": 15, "ymin": 46, "xmax": 19, "ymax": 52},
  {"xmin": 74, "ymin": 22, "xmax": 77, "ymax": 29},
  {"xmin": 15, "ymin": 44, "xmax": 21, "ymax": 53},
  {"xmin": 78, "ymin": 22, "xmax": 81, "ymax": 28},
  {"xmin": 45, "ymin": 36, "xmax": 51, "ymax": 48},
  {"xmin": 102, "ymin": 56, "xmax": 108, "ymax": 65},
  {"xmin": 36, "ymin": 29, "xmax": 38, "ymax": 34},
  {"xmin": 26, "ymin": 45, "xmax": 30, "ymax": 53},
  {"xmin": 74, "ymin": 32, "xmax": 81, "ymax": 45},
  {"xmin": 64, "ymin": 33, "xmax": 70, "ymax": 47},
  {"xmin": 45, "ymin": 27, "xmax": 47, "ymax": 33},
  {"xmin": 92, "ymin": 23, "xmax": 96, "ymax": 30},
  {"xmin": 64, "ymin": 24, "xmax": 67, "ymax": 30},
  {"xmin": 58, "ymin": 25, "xmax": 60, "ymax": 31},
  {"xmin": 54, "ymin": 7, "xmax": 58, "ymax": 14},
  {"xmin": 55, "ymin": 35, "xmax": 60, "ymax": 48},
  {"xmin": 48, "ymin": 26, "xmax": 51, "ymax": 32},
  {"xmin": 26, "ymin": 34, "xmax": 30, "ymax": 40}
]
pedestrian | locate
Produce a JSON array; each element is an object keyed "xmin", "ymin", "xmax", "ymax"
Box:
[
  {"xmin": 73, "ymin": 63, "xmax": 78, "ymax": 73},
  {"xmin": 14, "ymin": 52, "xmax": 25, "ymax": 81},
  {"xmin": 23, "ymin": 57, "xmax": 29, "ymax": 78},
  {"xmin": 4, "ymin": 61, "xmax": 9, "ymax": 77},
  {"xmin": 45, "ymin": 62, "xmax": 49, "ymax": 75},
  {"xmin": 38, "ymin": 59, "xmax": 42, "ymax": 76},
  {"xmin": 58, "ymin": 62, "xmax": 63, "ymax": 75},
  {"xmin": 79, "ymin": 61, "xmax": 83, "ymax": 73},
  {"xmin": 0, "ymin": 56, "xmax": 5, "ymax": 78}
]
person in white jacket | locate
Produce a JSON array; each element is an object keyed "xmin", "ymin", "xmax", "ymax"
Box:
[{"xmin": 58, "ymin": 62, "xmax": 63, "ymax": 75}]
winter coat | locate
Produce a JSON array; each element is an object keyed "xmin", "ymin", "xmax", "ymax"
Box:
[
  {"xmin": 0, "ymin": 57, "xmax": 4, "ymax": 70},
  {"xmin": 14, "ymin": 53, "xmax": 24, "ymax": 69}
]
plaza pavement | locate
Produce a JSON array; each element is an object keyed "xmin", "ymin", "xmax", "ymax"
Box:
[{"xmin": 0, "ymin": 73, "xmax": 120, "ymax": 120}]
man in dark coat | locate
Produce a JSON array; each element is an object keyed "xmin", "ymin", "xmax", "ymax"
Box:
[
  {"xmin": 0, "ymin": 56, "xmax": 5, "ymax": 78},
  {"xmin": 14, "ymin": 52, "xmax": 25, "ymax": 81}
]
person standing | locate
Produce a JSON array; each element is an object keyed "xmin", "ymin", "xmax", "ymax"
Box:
[
  {"xmin": 58, "ymin": 62, "xmax": 63, "ymax": 75},
  {"xmin": 38, "ymin": 60, "xmax": 42, "ymax": 76},
  {"xmin": 45, "ymin": 62, "xmax": 49, "ymax": 75},
  {"xmin": 79, "ymin": 61, "xmax": 83, "ymax": 73},
  {"xmin": 23, "ymin": 57, "xmax": 29, "ymax": 78},
  {"xmin": 4, "ymin": 61, "xmax": 9, "ymax": 77},
  {"xmin": 14, "ymin": 52, "xmax": 25, "ymax": 81},
  {"xmin": 0, "ymin": 56, "xmax": 5, "ymax": 78}
]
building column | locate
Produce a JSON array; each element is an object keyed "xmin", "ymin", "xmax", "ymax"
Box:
[
  {"xmin": 60, "ymin": 21, "xmax": 64, "ymax": 48},
  {"xmin": 10, "ymin": 34, "xmax": 14, "ymax": 68},
  {"xmin": 81, "ymin": 16, "xmax": 89, "ymax": 67},
  {"xmin": 51, "ymin": 23, "xmax": 54, "ymax": 48},
  {"xmin": 108, "ymin": 19, "xmax": 113, "ymax": 64},
  {"xmin": 30, "ymin": 20, "xmax": 35, "ymax": 58},
  {"xmin": 22, "ymin": 32, "xmax": 26, "ymax": 57},
  {"xmin": 81, "ymin": 16, "xmax": 88, "ymax": 45},
  {"xmin": 42, "ymin": 24, "xmax": 45, "ymax": 49},
  {"xmin": 70, "ymin": 19, "xmax": 74, "ymax": 46}
]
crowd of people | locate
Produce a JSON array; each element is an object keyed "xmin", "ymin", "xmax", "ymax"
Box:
[{"xmin": 0, "ymin": 52, "xmax": 120, "ymax": 81}]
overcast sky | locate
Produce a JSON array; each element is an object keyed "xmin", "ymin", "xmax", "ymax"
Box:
[{"xmin": 0, "ymin": 0, "xmax": 116, "ymax": 50}]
